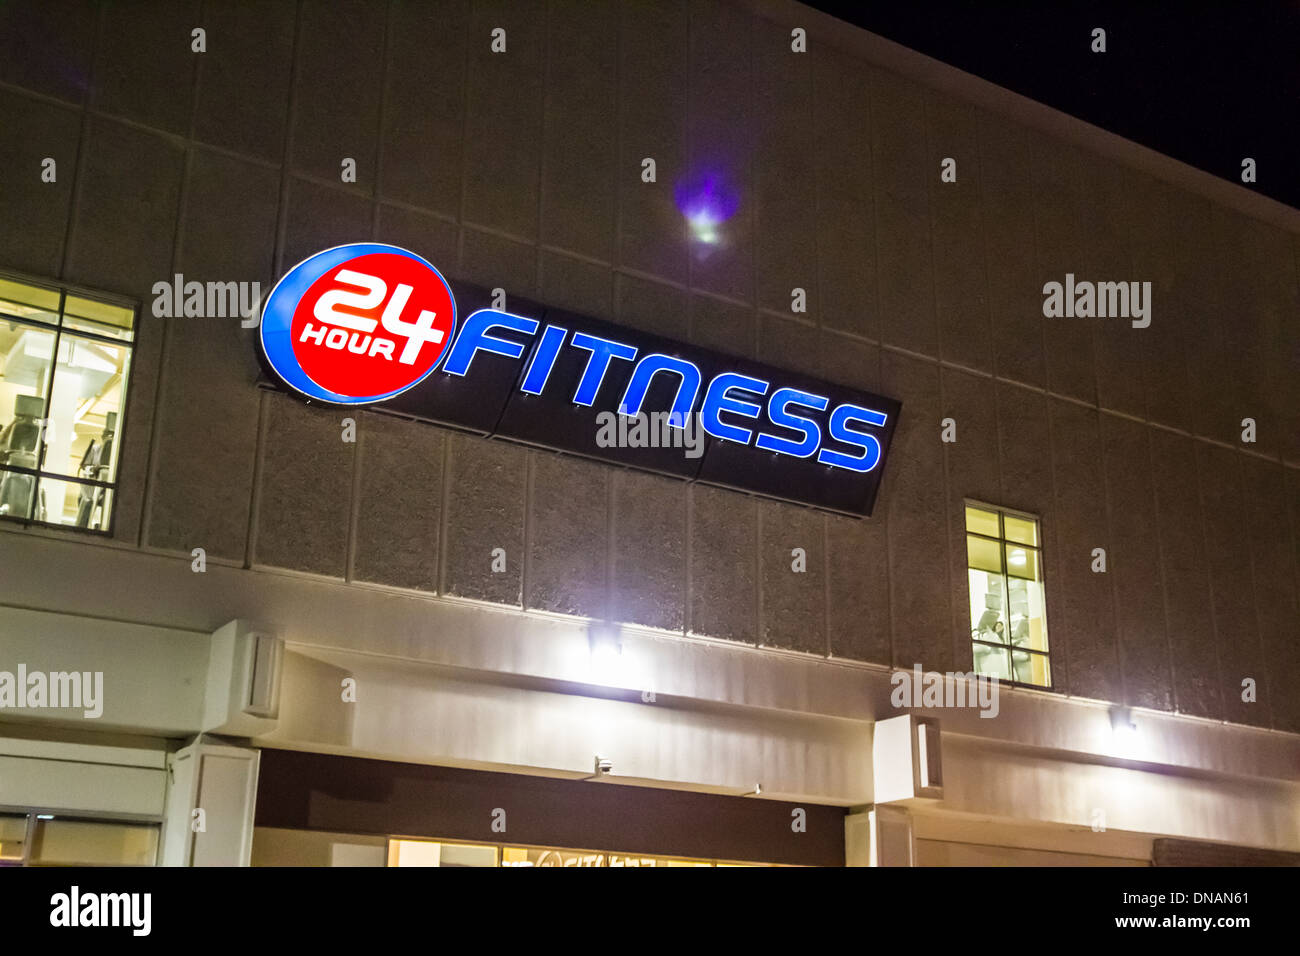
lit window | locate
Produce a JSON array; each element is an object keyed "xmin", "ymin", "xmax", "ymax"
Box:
[
  {"xmin": 385, "ymin": 837, "xmax": 766, "ymax": 867},
  {"xmin": 30, "ymin": 817, "xmax": 159, "ymax": 866},
  {"xmin": 0, "ymin": 813, "xmax": 28, "ymax": 865},
  {"xmin": 965, "ymin": 503, "xmax": 1051, "ymax": 687},
  {"xmin": 0, "ymin": 274, "xmax": 135, "ymax": 532},
  {"xmin": 387, "ymin": 838, "xmax": 499, "ymax": 867},
  {"xmin": 0, "ymin": 813, "xmax": 158, "ymax": 866}
]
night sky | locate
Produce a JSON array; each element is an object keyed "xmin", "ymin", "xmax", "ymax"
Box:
[{"xmin": 807, "ymin": 0, "xmax": 1300, "ymax": 212}]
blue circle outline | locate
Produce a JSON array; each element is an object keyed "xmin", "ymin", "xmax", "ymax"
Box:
[{"xmin": 258, "ymin": 242, "xmax": 459, "ymax": 405}]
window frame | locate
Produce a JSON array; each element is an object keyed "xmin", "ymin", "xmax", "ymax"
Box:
[
  {"xmin": 963, "ymin": 498, "xmax": 1054, "ymax": 691},
  {"xmin": 0, "ymin": 269, "xmax": 138, "ymax": 537},
  {"xmin": 0, "ymin": 806, "xmax": 161, "ymax": 867}
]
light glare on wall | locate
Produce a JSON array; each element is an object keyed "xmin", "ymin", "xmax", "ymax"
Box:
[
  {"xmin": 674, "ymin": 168, "xmax": 739, "ymax": 251},
  {"xmin": 1106, "ymin": 706, "xmax": 1141, "ymax": 760},
  {"xmin": 587, "ymin": 622, "xmax": 627, "ymax": 688},
  {"xmin": 590, "ymin": 637, "xmax": 623, "ymax": 685}
]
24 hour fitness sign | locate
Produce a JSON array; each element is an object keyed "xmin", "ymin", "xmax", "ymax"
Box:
[{"xmin": 259, "ymin": 243, "xmax": 901, "ymax": 516}]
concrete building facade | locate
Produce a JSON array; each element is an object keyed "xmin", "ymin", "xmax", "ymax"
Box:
[{"xmin": 0, "ymin": 0, "xmax": 1297, "ymax": 866}]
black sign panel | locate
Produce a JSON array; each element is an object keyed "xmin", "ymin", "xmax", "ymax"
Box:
[{"xmin": 264, "ymin": 278, "xmax": 901, "ymax": 517}]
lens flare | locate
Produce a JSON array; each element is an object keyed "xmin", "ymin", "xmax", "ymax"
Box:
[{"xmin": 674, "ymin": 169, "xmax": 739, "ymax": 247}]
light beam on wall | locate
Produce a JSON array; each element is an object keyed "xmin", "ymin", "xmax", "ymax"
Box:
[{"xmin": 674, "ymin": 169, "xmax": 739, "ymax": 250}]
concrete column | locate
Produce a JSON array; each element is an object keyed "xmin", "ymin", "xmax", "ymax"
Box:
[
  {"xmin": 845, "ymin": 805, "xmax": 916, "ymax": 866},
  {"xmin": 161, "ymin": 735, "xmax": 260, "ymax": 866}
]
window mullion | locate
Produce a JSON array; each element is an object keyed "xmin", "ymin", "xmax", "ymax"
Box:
[{"xmin": 37, "ymin": 290, "xmax": 67, "ymax": 476}]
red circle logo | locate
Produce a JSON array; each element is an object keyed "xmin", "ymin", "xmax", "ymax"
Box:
[{"xmin": 288, "ymin": 252, "xmax": 456, "ymax": 400}]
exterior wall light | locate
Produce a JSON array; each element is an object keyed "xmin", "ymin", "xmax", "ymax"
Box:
[
  {"xmin": 587, "ymin": 622, "xmax": 624, "ymax": 687},
  {"xmin": 1109, "ymin": 705, "xmax": 1137, "ymax": 736}
]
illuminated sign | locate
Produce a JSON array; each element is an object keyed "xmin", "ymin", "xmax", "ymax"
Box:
[
  {"xmin": 259, "ymin": 243, "xmax": 901, "ymax": 516},
  {"xmin": 260, "ymin": 243, "xmax": 457, "ymax": 404}
]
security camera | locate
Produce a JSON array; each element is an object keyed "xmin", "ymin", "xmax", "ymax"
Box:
[{"xmin": 594, "ymin": 756, "xmax": 613, "ymax": 776}]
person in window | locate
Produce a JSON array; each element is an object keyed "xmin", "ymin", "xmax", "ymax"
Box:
[
  {"xmin": 973, "ymin": 612, "xmax": 1011, "ymax": 680},
  {"xmin": 975, "ymin": 609, "xmax": 1002, "ymax": 641}
]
